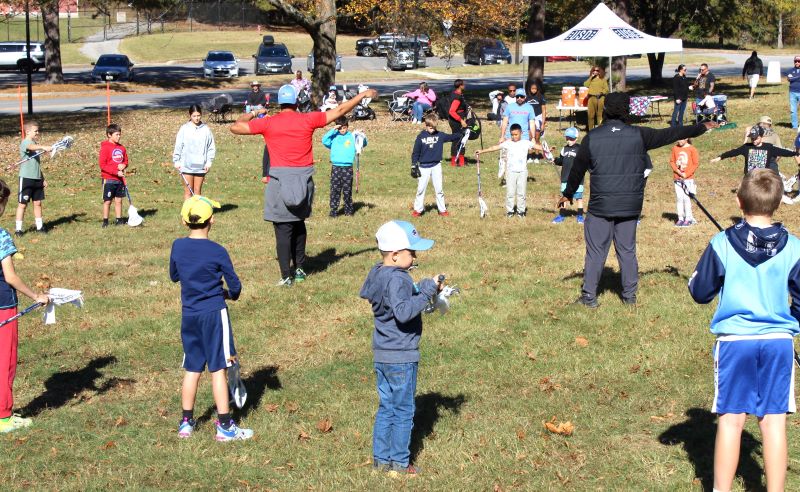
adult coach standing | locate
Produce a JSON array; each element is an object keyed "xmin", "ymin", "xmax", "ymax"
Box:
[
  {"xmin": 741, "ymin": 51, "xmax": 764, "ymax": 100},
  {"xmin": 558, "ymin": 93, "xmax": 717, "ymax": 307},
  {"xmin": 788, "ymin": 56, "xmax": 800, "ymax": 131},
  {"xmin": 230, "ymin": 84, "xmax": 377, "ymax": 287}
]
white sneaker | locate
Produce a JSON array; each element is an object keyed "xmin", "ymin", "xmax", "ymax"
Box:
[{"xmin": 215, "ymin": 420, "xmax": 254, "ymax": 441}]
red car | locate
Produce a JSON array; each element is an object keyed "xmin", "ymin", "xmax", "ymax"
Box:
[{"xmin": 546, "ymin": 56, "xmax": 576, "ymax": 62}]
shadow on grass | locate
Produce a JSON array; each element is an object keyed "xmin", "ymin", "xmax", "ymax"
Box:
[
  {"xmin": 410, "ymin": 392, "xmax": 466, "ymax": 463},
  {"xmin": 20, "ymin": 355, "xmax": 126, "ymax": 417},
  {"xmin": 136, "ymin": 208, "xmax": 158, "ymax": 218},
  {"xmin": 43, "ymin": 212, "xmax": 86, "ymax": 230},
  {"xmin": 217, "ymin": 203, "xmax": 239, "ymax": 214},
  {"xmin": 351, "ymin": 202, "xmax": 375, "ymax": 214},
  {"xmin": 562, "ymin": 265, "xmax": 687, "ymax": 297},
  {"xmin": 305, "ymin": 247, "xmax": 374, "ymax": 275},
  {"xmin": 659, "ymin": 408, "xmax": 765, "ymax": 492},
  {"xmin": 197, "ymin": 365, "xmax": 281, "ymax": 425},
  {"xmin": 662, "ymin": 212, "xmax": 679, "ymax": 223}
]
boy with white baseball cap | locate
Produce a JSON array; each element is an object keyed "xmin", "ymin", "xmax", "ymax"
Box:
[{"xmin": 359, "ymin": 220, "xmax": 443, "ymax": 476}]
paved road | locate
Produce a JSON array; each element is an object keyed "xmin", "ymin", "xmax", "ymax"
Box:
[{"xmin": 0, "ymin": 53, "xmax": 796, "ymax": 115}]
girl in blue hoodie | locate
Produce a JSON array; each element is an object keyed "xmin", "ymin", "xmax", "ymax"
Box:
[{"xmin": 322, "ymin": 117, "xmax": 367, "ymax": 217}]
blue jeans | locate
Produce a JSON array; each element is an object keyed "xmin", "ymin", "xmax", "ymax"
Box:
[
  {"xmin": 373, "ymin": 362, "xmax": 417, "ymax": 467},
  {"xmin": 670, "ymin": 100, "xmax": 686, "ymax": 127},
  {"xmin": 790, "ymin": 91, "xmax": 800, "ymax": 129},
  {"xmin": 412, "ymin": 102, "xmax": 431, "ymax": 122}
]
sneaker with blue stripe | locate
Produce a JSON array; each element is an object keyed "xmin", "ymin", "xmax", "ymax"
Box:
[
  {"xmin": 215, "ymin": 420, "xmax": 254, "ymax": 441},
  {"xmin": 178, "ymin": 417, "xmax": 196, "ymax": 438}
]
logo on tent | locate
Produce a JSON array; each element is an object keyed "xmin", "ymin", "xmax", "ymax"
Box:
[
  {"xmin": 611, "ymin": 28, "xmax": 643, "ymax": 39},
  {"xmin": 564, "ymin": 29, "xmax": 599, "ymax": 41}
]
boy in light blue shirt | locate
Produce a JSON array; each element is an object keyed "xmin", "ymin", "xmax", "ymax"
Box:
[
  {"xmin": 688, "ymin": 169, "xmax": 800, "ymax": 492},
  {"xmin": 322, "ymin": 117, "xmax": 367, "ymax": 217}
]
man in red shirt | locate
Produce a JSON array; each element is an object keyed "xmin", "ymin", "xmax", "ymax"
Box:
[
  {"xmin": 230, "ymin": 84, "xmax": 377, "ymax": 287},
  {"xmin": 447, "ymin": 79, "xmax": 469, "ymax": 167}
]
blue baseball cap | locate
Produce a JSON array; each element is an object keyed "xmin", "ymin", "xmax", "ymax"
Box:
[
  {"xmin": 515, "ymin": 88, "xmax": 526, "ymax": 97},
  {"xmin": 375, "ymin": 220, "xmax": 434, "ymax": 252},
  {"xmin": 564, "ymin": 127, "xmax": 579, "ymax": 139},
  {"xmin": 277, "ymin": 84, "xmax": 297, "ymax": 104}
]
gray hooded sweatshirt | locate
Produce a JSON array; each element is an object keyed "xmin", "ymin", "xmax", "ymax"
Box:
[{"xmin": 360, "ymin": 263, "xmax": 438, "ymax": 363}]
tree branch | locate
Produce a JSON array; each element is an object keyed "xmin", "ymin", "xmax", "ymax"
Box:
[{"xmin": 263, "ymin": 0, "xmax": 318, "ymax": 30}]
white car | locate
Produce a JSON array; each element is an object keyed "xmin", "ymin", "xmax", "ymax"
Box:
[
  {"xmin": 0, "ymin": 42, "xmax": 45, "ymax": 72},
  {"xmin": 202, "ymin": 51, "xmax": 239, "ymax": 79}
]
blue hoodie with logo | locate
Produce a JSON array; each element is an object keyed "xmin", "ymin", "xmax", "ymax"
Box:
[
  {"xmin": 688, "ymin": 221, "xmax": 800, "ymax": 336},
  {"xmin": 359, "ymin": 263, "xmax": 438, "ymax": 363},
  {"xmin": 322, "ymin": 128, "xmax": 367, "ymax": 167}
]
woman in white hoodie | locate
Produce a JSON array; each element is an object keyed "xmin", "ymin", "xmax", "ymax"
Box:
[{"xmin": 173, "ymin": 104, "xmax": 216, "ymax": 199}]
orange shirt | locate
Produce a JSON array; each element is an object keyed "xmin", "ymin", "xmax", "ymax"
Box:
[{"xmin": 670, "ymin": 144, "xmax": 699, "ymax": 180}]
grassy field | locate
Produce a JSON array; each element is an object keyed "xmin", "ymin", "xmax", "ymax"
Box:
[
  {"xmin": 120, "ymin": 29, "xmax": 363, "ymax": 64},
  {"xmin": 0, "ymin": 79, "xmax": 798, "ymax": 490}
]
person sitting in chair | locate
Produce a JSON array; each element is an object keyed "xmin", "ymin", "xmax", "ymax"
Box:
[
  {"xmin": 321, "ymin": 85, "xmax": 341, "ymax": 111},
  {"xmin": 245, "ymin": 80, "xmax": 268, "ymax": 114}
]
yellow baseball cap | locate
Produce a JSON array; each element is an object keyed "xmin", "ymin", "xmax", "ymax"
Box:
[{"xmin": 181, "ymin": 195, "xmax": 221, "ymax": 224}]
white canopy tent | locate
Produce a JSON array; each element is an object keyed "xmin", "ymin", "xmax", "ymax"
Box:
[{"xmin": 521, "ymin": 3, "xmax": 683, "ymax": 90}]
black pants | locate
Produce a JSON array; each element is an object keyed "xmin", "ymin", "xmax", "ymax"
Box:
[
  {"xmin": 329, "ymin": 166, "xmax": 353, "ymax": 215},
  {"xmin": 582, "ymin": 213, "xmax": 638, "ymax": 301},
  {"xmin": 449, "ymin": 119, "xmax": 464, "ymax": 157},
  {"xmin": 273, "ymin": 221, "xmax": 307, "ymax": 278}
]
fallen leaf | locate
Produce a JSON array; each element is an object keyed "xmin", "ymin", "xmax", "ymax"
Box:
[
  {"xmin": 629, "ymin": 364, "xmax": 641, "ymax": 374},
  {"xmin": 516, "ymin": 428, "xmax": 526, "ymax": 441},
  {"xmin": 575, "ymin": 336, "xmax": 589, "ymax": 347},
  {"xmin": 316, "ymin": 418, "xmax": 333, "ymax": 433},
  {"xmin": 285, "ymin": 401, "xmax": 299, "ymax": 413},
  {"xmin": 298, "ymin": 429, "xmax": 310, "ymax": 441},
  {"xmin": 101, "ymin": 441, "xmax": 116, "ymax": 450},
  {"xmin": 264, "ymin": 403, "xmax": 279, "ymax": 412},
  {"xmin": 543, "ymin": 417, "xmax": 574, "ymax": 436},
  {"xmin": 493, "ymin": 484, "xmax": 503, "ymax": 492},
  {"xmin": 525, "ymin": 351, "xmax": 536, "ymax": 361},
  {"xmin": 114, "ymin": 416, "xmax": 128, "ymax": 427}
]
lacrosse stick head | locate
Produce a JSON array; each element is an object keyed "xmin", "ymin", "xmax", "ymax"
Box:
[
  {"xmin": 50, "ymin": 136, "xmax": 74, "ymax": 158},
  {"xmin": 127, "ymin": 205, "xmax": 144, "ymax": 227},
  {"xmin": 354, "ymin": 131, "xmax": 366, "ymax": 154},
  {"xmin": 479, "ymin": 197, "xmax": 488, "ymax": 218},
  {"xmin": 47, "ymin": 288, "xmax": 84, "ymax": 306},
  {"xmin": 541, "ymin": 139, "xmax": 554, "ymax": 161},
  {"xmin": 227, "ymin": 359, "xmax": 248, "ymax": 409}
]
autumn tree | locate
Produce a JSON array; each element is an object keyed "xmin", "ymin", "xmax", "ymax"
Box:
[{"xmin": 525, "ymin": 0, "xmax": 544, "ymax": 94}]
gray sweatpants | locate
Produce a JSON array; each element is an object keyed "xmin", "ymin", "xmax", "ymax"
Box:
[{"xmin": 582, "ymin": 212, "xmax": 638, "ymax": 301}]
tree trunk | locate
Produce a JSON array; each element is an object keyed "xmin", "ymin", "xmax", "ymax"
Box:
[
  {"xmin": 310, "ymin": 0, "xmax": 336, "ymax": 107},
  {"xmin": 778, "ymin": 12, "xmax": 783, "ymax": 49},
  {"xmin": 646, "ymin": 52, "xmax": 665, "ymax": 85},
  {"xmin": 41, "ymin": 0, "xmax": 63, "ymax": 84},
  {"xmin": 525, "ymin": 0, "xmax": 545, "ymax": 92},
  {"xmin": 612, "ymin": 56, "xmax": 627, "ymax": 91}
]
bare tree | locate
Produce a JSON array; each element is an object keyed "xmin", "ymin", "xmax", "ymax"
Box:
[{"xmin": 525, "ymin": 0, "xmax": 544, "ymax": 92}]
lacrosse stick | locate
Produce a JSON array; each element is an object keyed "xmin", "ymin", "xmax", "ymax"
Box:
[
  {"xmin": 676, "ymin": 180, "xmax": 723, "ymax": 231},
  {"xmin": 180, "ymin": 173, "xmax": 195, "ymax": 196},
  {"xmin": 476, "ymin": 154, "xmax": 488, "ymax": 218},
  {"xmin": 121, "ymin": 177, "xmax": 144, "ymax": 227},
  {"xmin": 5, "ymin": 136, "xmax": 74, "ymax": 171},
  {"xmin": 354, "ymin": 130, "xmax": 366, "ymax": 193},
  {"xmin": 455, "ymin": 128, "xmax": 471, "ymax": 159},
  {"xmin": 540, "ymin": 139, "xmax": 555, "ymax": 162},
  {"xmin": 423, "ymin": 275, "xmax": 461, "ymax": 315},
  {"xmin": 227, "ymin": 357, "xmax": 248, "ymax": 409},
  {"xmin": 0, "ymin": 302, "xmax": 44, "ymax": 329},
  {"xmin": 0, "ymin": 288, "xmax": 83, "ymax": 329}
]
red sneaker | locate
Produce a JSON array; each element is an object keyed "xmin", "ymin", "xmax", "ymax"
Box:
[
  {"xmin": 450, "ymin": 157, "xmax": 457, "ymax": 167},
  {"xmin": 458, "ymin": 155, "xmax": 465, "ymax": 167},
  {"xmin": 438, "ymin": 211, "xmax": 450, "ymax": 217},
  {"xmin": 411, "ymin": 210, "xmax": 422, "ymax": 217}
]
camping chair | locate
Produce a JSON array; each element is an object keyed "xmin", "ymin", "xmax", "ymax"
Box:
[
  {"xmin": 693, "ymin": 94, "xmax": 727, "ymax": 125},
  {"xmin": 388, "ymin": 90, "xmax": 413, "ymax": 122},
  {"xmin": 205, "ymin": 93, "xmax": 234, "ymax": 123}
]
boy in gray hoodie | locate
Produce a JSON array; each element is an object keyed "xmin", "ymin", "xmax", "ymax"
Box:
[{"xmin": 359, "ymin": 220, "xmax": 443, "ymax": 476}]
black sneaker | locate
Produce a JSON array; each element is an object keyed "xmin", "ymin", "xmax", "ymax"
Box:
[
  {"xmin": 14, "ymin": 230, "xmax": 23, "ymax": 237},
  {"xmin": 115, "ymin": 218, "xmax": 125, "ymax": 226},
  {"xmin": 517, "ymin": 211, "xmax": 527, "ymax": 217},
  {"xmin": 102, "ymin": 221, "xmax": 109, "ymax": 228},
  {"xmin": 35, "ymin": 227, "xmax": 47, "ymax": 234},
  {"xmin": 574, "ymin": 295, "xmax": 599, "ymax": 308},
  {"xmin": 622, "ymin": 296, "xmax": 637, "ymax": 306},
  {"xmin": 506, "ymin": 212, "xmax": 514, "ymax": 218}
]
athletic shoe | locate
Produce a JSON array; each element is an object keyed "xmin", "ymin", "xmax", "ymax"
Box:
[
  {"xmin": 685, "ymin": 218, "xmax": 698, "ymax": 226},
  {"xmin": 294, "ymin": 268, "xmax": 307, "ymax": 282},
  {"xmin": 411, "ymin": 210, "xmax": 422, "ymax": 217},
  {"xmin": 373, "ymin": 461, "xmax": 391, "ymax": 472},
  {"xmin": 388, "ymin": 464, "xmax": 420, "ymax": 477},
  {"xmin": 551, "ymin": 215, "xmax": 566, "ymax": 224},
  {"xmin": 101, "ymin": 222, "xmax": 109, "ymax": 229},
  {"xmin": 517, "ymin": 211, "xmax": 526, "ymax": 217},
  {"xmin": 178, "ymin": 417, "xmax": 196, "ymax": 438},
  {"xmin": 215, "ymin": 420, "xmax": 254, "ymax": 441},
  {"xmin": 574, "ymin": 295, "xmax": 599, "ymax": 308},
  {"xmin": 675, "ymin": 220, "xmax": 685, "ymax": 227},
  {"xmin": 35, "ymin": 227, "xmax": 47, "ymax": 234},
  {"xmin": 115, "ymin": 218, "xmax": 125, "ymax": 226},
  {"xmin": 276, "ymin": 277, "xmax": 294, "ymax": 287},
  {"xmin": 622, "ymin": 296, "xmax": 637, "ymax": 306},
  {"xmin": 576, "ymin": 215, "xmax": 585, "ymax": 224},
  {"xmin": 0, "ymin": 414, "xmax": 32, "ymax": 433},
  {"xmin": 507, "ymin": 212, "xmax": 515, "ymax": 218},
  {"xmin": 438, "ymin": 211, "xmax": 450, "ymax": 217},
  {"xmin": 329, "ymin": 211, "xmax": 337, "ymax": 218},
  {"xmin": 14, "ymin": 230, "xmax": 23, "ymax": 237}
]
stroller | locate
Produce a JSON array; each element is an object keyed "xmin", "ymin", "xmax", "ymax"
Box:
[
  {"xmin": 346, "ymin": 84, "xmax": 376, "ymax": 121},
  {"xmin": 204, "ymin": 93, "xmax": 234, "ymax": 123},
  {"xmin": 296, "ymin": 88, "xmax": 313, "ymax": 113},
  {"xmin": 388, "ymin": 90, "xmax": 413, "ymax": 121},
  {"xmin": 693, "ymin": 94, "xmax": 727, "ymax": 125}
]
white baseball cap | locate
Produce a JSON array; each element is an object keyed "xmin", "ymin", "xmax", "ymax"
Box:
[{"xmin": 375, "ymin": 220, "xmax": 434, "ymax": 251}]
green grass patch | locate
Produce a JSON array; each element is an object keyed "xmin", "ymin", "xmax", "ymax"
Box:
[{"xmin": 0, "ymin": 78, "xmax": 797, "ymax": 489}]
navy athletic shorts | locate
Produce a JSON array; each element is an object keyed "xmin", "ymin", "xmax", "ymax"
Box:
[
  {"xmin": 18, "ymin": 177, "xmax": 44, "ymax": 204},
  {"xmin": 181, "ymin": 307, "xmax": 237, "ymax": 373},
  {"xmin": 102, "ymin": 179, "xmax": 126, "ymax": 202}
]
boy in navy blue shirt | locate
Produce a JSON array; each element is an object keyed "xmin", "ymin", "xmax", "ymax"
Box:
[
  {"xmin": 688, "ymin": 169, "xmax": 800, "ymax": 492},
  {"xmin": 360, "ymin": 220, "xmax": 443, "ymax": 475},
  {"xmin": 169, "ymin": 195, "xmax": 252, "ymax": 441},
  {"xmin": 411, "ymin": 114, "xmax": 461, "ymax": 217}
]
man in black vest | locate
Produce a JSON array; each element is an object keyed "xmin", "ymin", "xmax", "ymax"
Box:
[{"xmin": 558, "ymin": 93, "xmax": 717, "ymax": 307}]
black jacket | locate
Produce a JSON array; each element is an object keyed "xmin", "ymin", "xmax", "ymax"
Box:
[
  {"xmin": 554, "ymin": 143, "xmax": 582, "ymax": 183},
  {"xmin": 742, "ymin": 56, "xmax": 764, "ymax": 77},
  {"xmin": 672, "ymin": 74, "xmax": 690, "ymax": 101},
  {"xmin": 564, "ymin": 120, "xmax": 708, "ymax": 218}
]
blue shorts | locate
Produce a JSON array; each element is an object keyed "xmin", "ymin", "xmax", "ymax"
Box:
[
  {"xmin": 560, "ymin": 182, "xmax": 584, "ymax": 200},
  {"xmin": 102, "ymin": 179, "xmax": 126, "ymax": 202},
  {"xmin": 181, "ymin": 307, "xmax": 237, "ymax": 373},
  {"xmin": 713, "ymin": 334, "xmax": 796, "ymax": 417}
]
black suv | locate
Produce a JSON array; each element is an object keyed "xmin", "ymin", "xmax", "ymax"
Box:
[
  {"xmin": 386, "ymin": 39, "xmax": 427, "ymax": 71},
  {"xmin": 356, "ymin": 33, "xmax": 432, "ymax": 57},
  {"xmin": 253, "ymin": 35, "xmax": 293, "ymax": 75},
  {"xmin": 464, "ymin": 38, "xmax": 512, "ymax": 65}
]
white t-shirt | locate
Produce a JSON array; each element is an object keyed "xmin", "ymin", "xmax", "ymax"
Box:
[{"xmin": 501, "ymin": 139, "xmax": 535, "ymax": 173}]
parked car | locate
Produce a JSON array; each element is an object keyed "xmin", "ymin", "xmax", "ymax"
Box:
[
  {"xmin": 202, "ymin": 50, "xmax": 239, "ymax": 78},
  {"xmin": 464, "ymin": 38, "xmax": 512, "ymax": 65},
  {"xmin": 357, "ymin": 32, "xmax": 433, "ymax": 57},
  {"xmin": 0, "ymin": 41, "xmax": 45, "ymax": 72},
  {"xmin": 355, "ymin": 37, "xmax": 378, "ymax": 57},
  {"xmin": 252, "ymin": 35, "xmax": 292, "ymax": 75},
  {"xmin": 90, "ymin": 54, "xmax": 134, "ymax": 82},
  {"xmin": 307, "ymin": 52, "xmax": 342, "ymax": 72},
  {"xmin": 385, "ymin": 40, "xmax": 427, "ymax": 71},
  {"xmin": 545, "ymin": 56, "xmax": 577, "ymax": 62}
]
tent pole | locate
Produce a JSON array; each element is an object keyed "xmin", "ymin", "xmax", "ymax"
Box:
[{"xmin": 609, "ymin": 56, "xmax": 613, "ymax": 93}]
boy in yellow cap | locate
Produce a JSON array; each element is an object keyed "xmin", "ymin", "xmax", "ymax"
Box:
[{"xmin": 169, "ymin": 195, "xmax": 252, "ymax": 441}]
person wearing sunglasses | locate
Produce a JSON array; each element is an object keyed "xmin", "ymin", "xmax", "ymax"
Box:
[
  {"xmin": 788, "ymin": 57, "xmax": 800, "ymax": 131},
  {"xmin": 584, "ymin": 66, "xmax": 608, "ymax": 130},
  {"xmin": 499, "ymin": 88, "xmax": 536, "ymax": 144}
]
